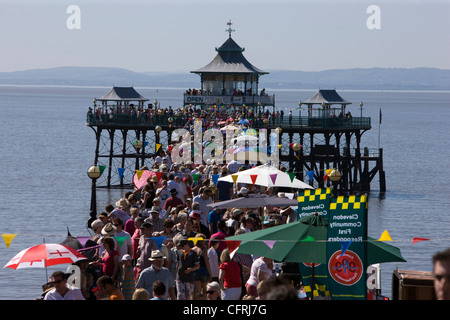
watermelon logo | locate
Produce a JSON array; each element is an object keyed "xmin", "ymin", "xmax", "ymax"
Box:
[{"xmin": 328, "ymin": 250, "xmax": 363, "ymax": 286}]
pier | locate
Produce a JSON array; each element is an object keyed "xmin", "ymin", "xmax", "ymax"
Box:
[{"xmin": 86, "ymin": 22, "xmax": 385, "ymax": 197}]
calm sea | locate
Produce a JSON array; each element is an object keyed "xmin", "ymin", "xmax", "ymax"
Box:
[{"xmin": 0, "ymin": 85, "xmax": 449, "ymax": 300}]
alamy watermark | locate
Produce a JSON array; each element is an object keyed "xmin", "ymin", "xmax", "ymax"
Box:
[
  {"xmin": 366, "ymin": 5, "xmax": 381, "ymax": 30},
  {"xmin": 66, "ymin": 5, "xmax": 81, "ymax": 30}
]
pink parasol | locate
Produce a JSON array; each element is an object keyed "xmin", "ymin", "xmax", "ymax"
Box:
[
  {"xmin": 133, "ymin": 170, "xmax": 156, "ymax": 189},
  {"xmin": 4, "ymin": 243, "xmax": 87, "ymax": 270}
]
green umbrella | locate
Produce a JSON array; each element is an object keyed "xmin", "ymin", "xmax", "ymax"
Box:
[{"xmin": 227, "ymin": 214, "xmax": 406, "ymax": 264}]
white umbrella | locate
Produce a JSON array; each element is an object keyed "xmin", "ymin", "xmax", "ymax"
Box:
[{"xmin": 218, "ymin": 164, "xmax": 313, "ymax": 189}]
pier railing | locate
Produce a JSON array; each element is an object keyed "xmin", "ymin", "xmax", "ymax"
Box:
[{"xmin": 86, "ymin": 113, "xmax": 371, "ymax": 130}]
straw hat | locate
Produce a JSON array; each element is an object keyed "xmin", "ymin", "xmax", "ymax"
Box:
[
  {"xmin": 115, "ymin": 198, "xmax": 129, "ymax": 208},
  {"xmin": 101, "ymin": 223, "xmax": 117, "ymax": 237},
  {"xmin": 149, "ymin": 250, "xmax": 166, "ymax": 261}
]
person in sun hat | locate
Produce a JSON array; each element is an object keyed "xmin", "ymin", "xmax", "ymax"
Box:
[
  {"xmin": 144, "ymin": 206, "xmax": 164, "ymax": 233},
  {"xmin": 163, "ymin": 188, "xmax": 183, "ymax": 211},
  {"xmin": 136, "ymin": 250, "xmax": 176, "ymax": 300}
]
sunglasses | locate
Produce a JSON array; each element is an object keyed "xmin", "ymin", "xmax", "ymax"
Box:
[{"xmin": 52, "ymin": 279, "xmax": 64, "ymax": 285}]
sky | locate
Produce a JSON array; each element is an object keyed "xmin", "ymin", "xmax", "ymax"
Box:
[{"xmin": 0, "ymin": 0, "xmax": 449, "ymax": 73}]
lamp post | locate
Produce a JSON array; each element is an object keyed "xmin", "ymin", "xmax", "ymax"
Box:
[
  {"xmin": 298, "ymin": 101, "xmax": 303, "ymax": 126},
  {"xmin": 155, "ymin": 125, "xmax": 162, "ymax": 147},
  {"xmin": 87, "ymin": 165, "xmax": 101, "ymax": 228},
  {"xmin": 360, "ymin": 101, "xmax": 363, "ymax": 118},
  {"xmin": 133, "ymin": 140, "xmax": 143, "ymax": 170}
]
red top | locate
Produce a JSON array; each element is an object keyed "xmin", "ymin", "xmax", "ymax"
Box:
[
  {"xmin": 102, "ymin": 249, "xmax": 118, "ymax": 277},
  {"xmin": 219, "ymin": 261, "xmax": 241, "ymax": 288}
]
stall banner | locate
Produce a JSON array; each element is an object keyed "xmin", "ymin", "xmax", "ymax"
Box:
[
  {"xmin": 327, "ymin": 195, "xmax": 368, "ymax": 300},
  {"xmin": 297, "ymin": 187, "xmax": 331, "ymax": 298},
  {"xmin": 297, "ymin": 187, "xmax": 331, "ymax": 220}
]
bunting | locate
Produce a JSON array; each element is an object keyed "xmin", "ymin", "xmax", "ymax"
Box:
[
  {"xmin": 2, "ymin": 234, "xmax": 17, "ymax": 248},
  {"xmin": 117, "ymin": 168, "xmax": 125, "ymax": 179},
  {"xmin": 250, "ymin": 174, "xmax": 258, "ymax": 185}
]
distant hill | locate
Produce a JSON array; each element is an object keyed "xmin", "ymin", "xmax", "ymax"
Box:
[{"xmin": 0, "ymin": 66, "xmax": 448, "ymax": 90}]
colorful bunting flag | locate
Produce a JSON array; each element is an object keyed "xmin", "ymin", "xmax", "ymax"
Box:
[
  {"xmin": 288, "ymin": 172, "xmax": 296, "ymax": 183},
  {"xmin": 411, "ymin": 237, "xmax": 430, "ymax": 245},
  {"xmin": 231, "ymin": 174, "xmax": 238, "ymax": 184},
  {"xmin": 339, "ymin": 240, "xmax": 352, "ymax": 256},
  {"xmin": 378, "ymin": 230, "xmax": 392, "ymax": 241},
  {"xmin": 307, "ymin": 171, "xmax": 314, "ymax": 182},
  {"xmin": 211, "ymin": 174, "xmax": 219, "ymax": 186},
  {"xmin": 150, "ymin": 237, "xmax": 167, "ymax": 250},
  {"xmin": 98, "ymin": 165, "xmax": 106, "ymax": 176},
  {"xmin": 225, "ymin": 240, "xmax": 241, "ymax": 259},
  {"xmin": 188, "ymin": 237, "xmax": 203, "ymax": 246},
  {"xmin": 117, "ymin": 168, "xmax": 125, "ymax": 179},
  {"xmin": 156, "ymin": 143, "xmax": 161, "ymax": 151},
  {"xmin": 2, "ymin": 234, "xmax": 17, "ymax": 248},
  {"xmin": 136, "ymin": 170, "xmax": 144, "ymax": 180},
  {"xmin": 263, "ymin": 240, "xmax": 276, "ymax": 249},
  {"xmin": 250, "ymin": 174, "xmax": 258, "ymax": 185},
  {"xmin": 270, "ymin": 174, "xmax": 277, "ymax": 185}
]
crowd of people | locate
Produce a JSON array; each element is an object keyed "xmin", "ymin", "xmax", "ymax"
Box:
[{"xmin": 41, "ymin": 148, "xmax": 308, "ymax": 300}]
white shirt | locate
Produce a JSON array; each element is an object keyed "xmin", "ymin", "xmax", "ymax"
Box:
[{"xmin": 44, "ymin": 286, "xmax": 85, "ymax": 300}]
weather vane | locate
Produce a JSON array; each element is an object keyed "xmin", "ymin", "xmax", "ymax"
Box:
[{"xmin": 226, "ymin": 20, "xmax": 235, "ymax": 37}]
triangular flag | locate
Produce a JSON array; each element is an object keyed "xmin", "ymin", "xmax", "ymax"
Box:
[
  {"xmin": 156, "ymin": 143, "xmax": 161, "ymax": 151},
  {"xmin": 211, "ymin": 174, "xmax": 220, "ymax": 186},
  {"xmin": 300, "ymin": 236, "xmax": 315, "ymax": 242},
  {"xmin": 150, "ymin": 236, "xmax": 167, "ymax": 250},
  {"xmin": 231, "ymin": 174, "xmax": 239, "ymax": 184},
  {"xmin": 225, "ymin": 240, "xmax": 241, "ymax": 259},
  {"xmin": 136, "ymin": 170, "xmax": 144, "ymax": 180},
  {"xmin": 323, "ymin": 174, "xmax": 328, "ymax": 182},
  {"xmin": 339, "ymin": 240, "xmax": 352, "ymax": 256},
  {"xmin": 114, "ymin": 236, "xmax": 130, "ymax": 247},
  {"xmin": 192, "ymin": 174, "xmax": 201, "ymax": 184},
  {"xmin": 98, "ymin": 165, "xmax": 106, "ymax": 176},
  {"xmin": 144, "ymin": 141, "xmax": 149, "ymax": 147},
  {"xmin": 288, "ymin": 172, "xmax": 296, "ymax": 183},
  {"xmin": 117, "ymin": 168, "xmax": 125, "ymax": 179},
  {"xmin": 378, "ymin": 230, "xmax": 392, "ymax": 241},
  {"xmin": 155, "ymin": 171, "xmax": 163, "ymax": 181},
  {"xmin": 263, "ymin": 240, "xmax": 276, "ymax": 249},
  {"xmin": 325, "ymin": 169, "xmax": 333, "ymax": 176},
  {"xmin": 411, "ymin": 237, "xmax": 430, "ymax": 245},
  {"xmin": 250, "ymin": 174, "xmax": 258, "ymax": 185},
  {"xmin": 188, "ymin": 237, "xmax": 203, "ymax": 246},
  {"xmin": 270, "ymin": 174, "xmax": 277, "ymax": 185},
  {"xmin": 307, "ymin": 171, "xmax": 314, "ymax": 182},
  {"xmin": 2, "ymin": 234, "xmax": 17, "ymax": 248}
]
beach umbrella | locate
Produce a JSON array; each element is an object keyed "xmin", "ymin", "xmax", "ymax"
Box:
[
  {"xmin": 238, "ymin": 119, "xmax": 250, "ymax": 125},
  {"xmin": 207, "ymin": 194, "xmax": 299, "ymax": 209},
  {"xmin": 133, "ymin": 169, "xmax": 156, "ymax": 189},
  {"xmin": 226, "ymin": 214, "xmax": 406, "ymax": 265},
  {"xmin": 218, "ymin": 164, "xmax": 313, "ymax": 190},
  {"xmin": 220, "ymin": 124, "xmax": 240, "ymax": 132},
  {"xmin": 4, "ymin": 243, "xmax": 88, "ymax": 270}
]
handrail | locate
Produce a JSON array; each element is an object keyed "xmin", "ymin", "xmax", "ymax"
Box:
[{"xmin": 86, "ymin": 112, "xmax": 371, "ymax": 129}]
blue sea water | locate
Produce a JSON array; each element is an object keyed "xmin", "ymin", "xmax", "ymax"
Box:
[{"xmin": 0, "ymin": 85, "xmax": 449, "ymax": 300}]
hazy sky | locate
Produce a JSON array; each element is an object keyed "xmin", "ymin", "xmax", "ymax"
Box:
[{"xmin": 0, "ymin": 0, "xmax": 449, "ymax": 73}]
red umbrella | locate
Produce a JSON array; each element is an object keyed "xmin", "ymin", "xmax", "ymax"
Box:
[{"xmin": 4, "ymin": 243, "xmax": 87, "ymax": 270}]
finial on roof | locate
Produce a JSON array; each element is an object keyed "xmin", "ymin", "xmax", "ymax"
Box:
[{"xmin": 226, "ymin": 19, "xmax": 235, "ymax": 37}]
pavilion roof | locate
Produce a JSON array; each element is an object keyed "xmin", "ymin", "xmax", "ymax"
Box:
[
  {"xmin": 96, "ymin": 87, "xmax": 149, "ymax": 102},
  {"xmin": 304, "ymin": 89, "xmax": 351, "ymax": 105},
  {"xmin": 191, "ymin": 37, "xmax": 268, "ymax": 75}
]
